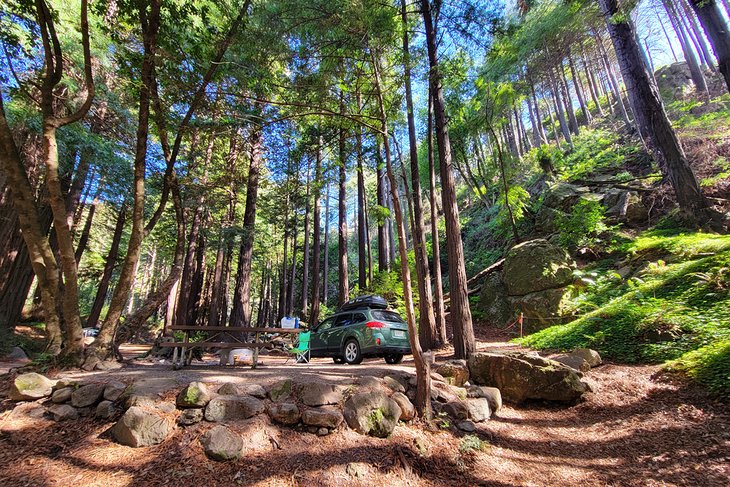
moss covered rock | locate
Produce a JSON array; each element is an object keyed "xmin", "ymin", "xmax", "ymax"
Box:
[
  {"xmin": 343, "ymin": 391, "xmax": 401, "ymax": 438},
  {"xmin": 176, "ymin": 381, "xmax": 211, "ymax": 408},
  {"xmin": 503, "ymin": 239, "xmax": 574, "ymax": 296},
  {"xmin": 9, "ymin": 373, "xmax": 54, "ymax": 401}
]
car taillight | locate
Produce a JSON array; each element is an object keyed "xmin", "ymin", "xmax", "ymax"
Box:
[
  {"xmin": 376, "ymin": 338, "xmax": 381, "ymax": 345},
  {"xmin": 366, "ymin": 321, "xmax": 385, "ymax": 328}
]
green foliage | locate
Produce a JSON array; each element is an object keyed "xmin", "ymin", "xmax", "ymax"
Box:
[
  {"xmin": 517, "ymin": 230, "xmax": 730, "ymax": 395},
  {"xmin": 555, "ymin": 198, "xmax": 608, "ymax": 249},
  {"xmin": 554, "ymin": 128, "xmax": 641, "ymax": 182},
  {"xmin": 459, "ymin": 434, "xmax": 488, "ymax": 453},
  {"xmin": 666, "ymin": 339, "xmax": 730, "ymax": 398}
]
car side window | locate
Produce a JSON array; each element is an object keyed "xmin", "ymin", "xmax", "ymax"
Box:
[
  {"xmin": 334, "ymin": 314, "xmax": 352, "ymax": 327},
  {"xmin": 316, "ymin": 317, "xmax": 335, "ymax": 332},
  {"xmin": 352, "ymin": 313, "xmax": 366, "ymax": 324}
]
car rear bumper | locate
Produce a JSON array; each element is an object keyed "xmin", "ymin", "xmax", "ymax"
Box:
[{"xmin": 362, "ymin": 345, "xmax": 411, "ymax": 356}]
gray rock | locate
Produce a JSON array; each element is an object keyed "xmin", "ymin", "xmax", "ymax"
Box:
[
  {"xmin": 343, "ymin": 392, "xmax": 401, "ymax": 438},
  {"xmin": 382, "ymin": 376, "xmax": 405, "ymax": 393},
  {"xmin": 122, "ymin": 378, "xmax": 180, "ymax": 409},
  {"xmin": 200, "ymin": 425, "xmax": 243, "ymax": 461},
  {"xmin": 571, "ymin": 348, "xmax": 602, "ymax": 368},
  {"xmin": 267, "ymin": 403, "xmax": 301, "ymax": 425},
  {"xmin": 301, "ymin": 407, "xmax": 343, "ymax": 429},
  {"xmin": 178, "ymin": 408, "xmax": 204, "ymax": 426},
  {"xmin": 71, "ymin": 383, "xmax": 106, "ymax": 408},
  {"xmin": 390, "ymin": 392, "xmax": 415, "ymax": 421},
  {"xmin": 435, "ymin": 360, "xmax": 470, "ymax": 387},
  {"xmin": 299, "ymin": 382, "xmax": 343, "ymax": 407},
  {"xmin": 317, "ymin": 427, "xmax": 329, "ymax": 436},
  {"xmin": 442, "ymin": 401, "xmax": 469, "ymax": 420},
  {"xmin": 49, "ymin": 404, "xmax": 78, "ymax": 421},
  {"xmin": 176, "ymin": 381, "xmax": 211, "ymax": 408},
  {"xmin": 468, "ymin": 352, "xmax": 588, "ymax": 404},
  {"xmin": 218, "ymin": 383, "xmax": 267, "ymax": 399},
  {"xmin": 53, "ymin": 378, "xmax": 78, "ymax": 391},
  {"xmin": 466, "ymin": 386, "xmax": 502, "ymax": 413},
  {"xmin": 457, "ymin": 420, "xmax": 476, "ymax": 432},
  {"xmin": 204, "ymin": 395, "xmax": 264, "ymax": 422},
  {"xmin": 357, "ymin": 376, "xmax": 383, "ymax": 390},
  {"xmin": 553, "ymin": 354, "xmax": 590, "ymax": 372},
  {"xmin": 9, "ymin": 373, "xmax": 54, "ymax": 401},
  {"xmin": 465, "ymin": 398, "xmax": 491, "ymax": 422},
  {"xmin": 110, "ymin": 406, "xmax": 173, "ymax": 447},
  {"xmin": 476, "ymin": 272, "xmax": 513, "ymax": 328},
  {"xmin": 268, "ymin": 379, "xmax": 293, "ymax": 402},
  {"xmin": 103, "ymin": 381, "xmax": 127, "ymax": 402},
  {"xmin": 51, "ymin": 387, "xmax": 73, "ymax": 404},
  {"xmin": 507, "ymin": 288, "xmax": 570, "ymax": 332},
  {"xmin": 5, "ymin": 346, "xmax": 29, "ymax": 361},
  {"xmin": 96, "ymin": 400, "xmax": 117, "ymax": 420},
  {"xmin": 503, "ymin": 239, "xmax": 574, "ymax": 296}
]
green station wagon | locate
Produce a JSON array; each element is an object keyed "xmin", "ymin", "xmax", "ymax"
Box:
[{"xmin": 309, "ymin": 307, "xmax": 411, "ymax": 364}]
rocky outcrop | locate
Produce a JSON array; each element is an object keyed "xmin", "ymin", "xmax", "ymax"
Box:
[
  {"xmin": 468, "ymin": 352, "xmax": 589, "ymax": 404},
  {"xmin": 9, "ymin": 373, "xmax": 54, "ymax": 401},
  {"xmin": 478, "ymin": 239, "xmax": 575, "ymax": 331},
  {"xmin": 343, "ymin": 392, "xmax": 401, "ymax": 438}
]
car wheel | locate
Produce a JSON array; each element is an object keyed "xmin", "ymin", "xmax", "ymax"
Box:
[
  {"xmin": 343, "ymin": 339, "xmax": 363, "ymax": 365},
  {"xmin": 384, "ymin": 354, "xmax": 403, "ymax": 365},
  {"xmin": 333, "ymin": 356, "xmax": 345, "ymax": 364}
]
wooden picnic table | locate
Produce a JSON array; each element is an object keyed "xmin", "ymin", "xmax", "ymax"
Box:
[{"xmin": 160, "ymin": 325, "xmax": 303, "ymax": 369}]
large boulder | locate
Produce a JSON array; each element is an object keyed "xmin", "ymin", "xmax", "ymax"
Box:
[
  {"xmin": 218, "ymin": 383, "xmax": 267, "ymax": 399},
  {"xmin": 503, "ymin": 239, "xmax": 574, "ymax": 296},
  {"xmin": 104, "ymin": 381, "xmax": 127, "ymax": 402},
  {"xmin": 200, "ymin": 425, "xmax": 243, "ymax": 461},
  {"xmin": 298, "ymin": 382, "xmax": 343, "ymax": 406},
  {"xmin": 110, "ymin": 406, "xmax": 173, "ymax": 447},
  {"xmin": 176, "ymin": 382, "xmax": 211, "ymax": 408},
  {"xmin": 468, "ymin": 352, "xmax": 589, "ymax": 404},
  {"xmin": 435, "ymin": 360, "xmax": 470, "ymax": 387},
  {"xmin": 71, "ymin": 383, "xmax": 105, "ymax": 408},
  {"xmin": 508, "ymin": 288, "xmax": 570, "ymax": 332},
  {"xmin": 477, "ymin": 273, "xmax": 513, "ymax": 328},
  {"xmin": 9, "ymin": 373, "xmax": 54, "ymax": 401},
  {"xmin": 301, "ymin": 407, "xmax": 344, "ymax": 429},
  {"xmin": 552, "ymin": 354, "xmax": 590, "ymax": 372},
  {"xmin": 465, "ymin": 398, "xmax": 491, "ymax": 423},
  {"xmin": 204, "ymin": 395, "xmax": 265, "ymax": 422},
  {"xmin": 343, "ymin": 392, "xmax": 401, "ymax": 438},
  {"xmin": 542, "ymin": 182, "xmax": 589, "ymax": 212},
  {"xmin": 655, "ymin": 62, "xmax": 694, "ymax": 99},
  {"xmin": 96, "ymin": 400, "xmax": 117, "ymax": 420}
]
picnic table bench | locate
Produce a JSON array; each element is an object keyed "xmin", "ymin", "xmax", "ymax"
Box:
[{"xmin": 159, "ymin": 325, "xmax": 302, "ymax": 369}]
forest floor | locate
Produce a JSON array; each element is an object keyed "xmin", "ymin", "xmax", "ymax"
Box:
[{"xmin": 1, "ymin": 328, "xmax": 728, "ymax": 486}]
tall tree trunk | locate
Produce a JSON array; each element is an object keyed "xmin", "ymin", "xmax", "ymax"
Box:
[
  {"xmin": 663, "ymin": 0, "xmax": 709, "ymax": 95},
  {"xmin": 338, "ymin": 95, "xmax": 349, "ymax": 307},
  {"xmin": 310, "ymin": 141, "xmax": 323, "ymax": 325},
  {"xmin": 599, "ymin": 0, "xmax": 711, "ymax": 221},
  {"xmin": 422, "ymin": 0, "xmax": 475, "ymax": 359},
  {"xmin": 277, "ymin": 196, "xmax": 289, "ymax": 321},
  {"xmin": 690, "ymin": 0, "xmax": 730, "ymax": 93},
  {"xmin": 301, "ymin": 159, "xmax": 311, "ymax": 313},
  {"xmin": 230, "ymin": 126, "xmax": 264, "ymax": 327},
  {"xmin": 581, "ymin": 44, "xmax": 604, "ymax": 116},
  {"xmin": 681, "ymin": 0, "xmax": 717, "ymax": 71},
  {"xmin": 428, "ymin": 91, "xmax": 447, "ymax": 347},
  {"xmin": 322, "ymin": 182, "xmax": 330, "ymax": 307},
  {"xmin": 568, "ymin": 51, "xmax": 592, "ymax": 124},
  {"xmin": 287, "ymin": 213, "xmax": 298, "ymax": 316},
  {"xmin": 557, "ymin": 63, "xmax": 579, "ymax": 135},
  {"xmin": 356, "ymin": 92, "xmax": 368, "ymax": 291},
  {"xmin": 595, "ymin": 30, "xmax": 634, "ymax": 129},
  {"xmin": 376, "ymin": 148, "xmax": 390, "ymax": 273},
  {"xmin": 548, "ymin": 68, "xmax": 573, "ymax": 145},
  {"xmin": 372, "ymin": 46, "xmax": 431, "ymax": 419},
  {"xmin": 403, "ymin": 0, "xmax": 437, "ymax": 350},
  {"xmin": 74, "ymin": 191, "xmax": 100, "ymax": 264}
]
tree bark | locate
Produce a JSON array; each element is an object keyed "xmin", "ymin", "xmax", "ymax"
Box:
[
  {"xmin": 663, "ymin": 0, "xmax": 709, "ymax": 95},
  {"xmin": 690, "ymin": 0, "xmax": 730, "ymax": 93},
  {"xmin": 301, "ymin": 158, "xmax": 311, "ymax": 313},
  {"xmin": 427, "ymin": 91, "xmax": 447, "ymax": 347},
  {"xmin": 599, "ymin": 0, "xmax": 710, "ymax": 221},
  {"xmin": 310, "ymin": 140, "xmax": 323, "ymax": 325},
  {"xmin": 372, "ymin": 46, "xmax": 431, "ymax": 419},
  {"xmin": 230, "ymin": 126, "xmax": 264, "ymax": 327},
  {"xmin": 356, "ymin": 91, "xmax": 368, "ymax": 291},
  {"xmin": 338, "ymin": 94, "xmax": 349, "ymax": 307},
  {"xmin": 422, "ymin": 0, "xmax": 475, "ymax": 359}
]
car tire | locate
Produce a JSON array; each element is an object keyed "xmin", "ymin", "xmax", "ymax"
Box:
[
  {"xmin": 384, "ymin": 354, "xmax": 403, "ymax": 365},
  {"xmin": 333, "ymin": 356, "xmax": 345, "ymax": 364},
  {"xmin": 343, "ymin": 339, "xmax": 363, "ymax": 365}
]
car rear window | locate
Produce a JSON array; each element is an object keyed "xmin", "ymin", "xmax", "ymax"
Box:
[{"xmin": 371, "ymin": 310, "xmax": 405, "ymax": 323}]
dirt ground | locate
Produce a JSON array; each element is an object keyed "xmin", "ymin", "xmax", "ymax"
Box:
[{"xmin": 0, "ymin": 334, "xmax": 728, "ymax": 487}]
